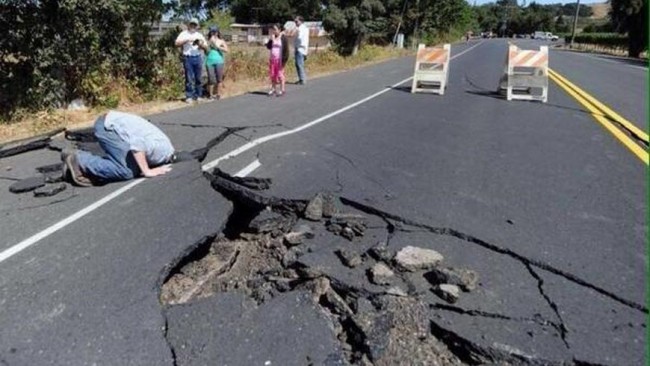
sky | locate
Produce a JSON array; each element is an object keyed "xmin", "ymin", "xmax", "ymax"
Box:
[{"xmin": 473, "ymin": 0, "xmax": 607, "ymax": 4}]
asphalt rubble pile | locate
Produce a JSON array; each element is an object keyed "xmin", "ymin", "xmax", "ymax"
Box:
[
  {"xmin": 161, "ymin": 190, "xmax": 485, "ymax": 366},
  {"xmin": 158, "ymin": 166, "xmax": 647, "ymax": 366}
]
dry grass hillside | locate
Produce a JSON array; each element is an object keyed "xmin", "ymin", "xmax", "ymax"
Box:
[{"xmin": 589, "ymin": 1, "xmax": 611, "ymax": 19}]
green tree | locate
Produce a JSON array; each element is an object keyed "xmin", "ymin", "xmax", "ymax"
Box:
[
  {"xmin": 610, "ymin": 0, "xmax": 648, "ymax": 57},
  {"xmin": 322, "ymin": 0, "xmax": 386, "ymax": 55},
  {"xmin": 554, "ymin": 14, "xmax": 570, "ymax": 33},
  {"xmin": 0, "ymin": 0, "xmax": 168, "ymax": 116},
  {"xmin": 475, "ymin": 4, "xmax": 501, "ymax": 33},
  {"xmin": 227, "ymin": 0, "xmax": 322, "ymax": 24},
  {"xmin": 206, "ymin": 9, "xmax": 235, "ymax": 31}
]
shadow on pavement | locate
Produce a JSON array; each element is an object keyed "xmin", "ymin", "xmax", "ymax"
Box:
[
  {"xmin": 248, "ymin": 91, "xmax": 271, "ymax": 96},
  {"xmin": 464, "ymin": 89, "xmax": 609, "ymax": 121},
  {"xmin": 389, "ymin": 85, "xmax": 412, "ymax": 93}
]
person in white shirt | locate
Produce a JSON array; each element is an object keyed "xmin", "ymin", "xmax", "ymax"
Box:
[
  {"xmin": 174, "ymin": 18, "xmax": 208, "ymax": 103},
  {"xmin": 293, "ymin": 16, "xmax": 309, "ymax": 85}
]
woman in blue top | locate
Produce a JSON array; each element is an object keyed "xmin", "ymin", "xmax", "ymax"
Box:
[{"xmin": 206, "ymin": 26, "xmax": 229, "ymax": 100}]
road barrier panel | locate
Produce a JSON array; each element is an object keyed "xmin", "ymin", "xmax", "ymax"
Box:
[
  {"xmin": 411, "ymin": 44, "xmax": 450, "ymax": 95},
  {"xmin": 498, "ymin": 44, "xmax": 548, "ymax": 103}
]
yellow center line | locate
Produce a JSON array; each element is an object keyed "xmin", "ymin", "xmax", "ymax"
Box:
[
  {"xmin": 548, "ymin": 68, "xmax": 649, "ymax": 143},
  {"xmin": 548, "ymin": 72, "xmax": 649, "ymax": 165}
]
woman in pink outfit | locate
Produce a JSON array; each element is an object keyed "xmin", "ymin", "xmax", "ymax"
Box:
[{"xmin": 266, "ymin": 24, "xmax": 289, "ymax": 97}]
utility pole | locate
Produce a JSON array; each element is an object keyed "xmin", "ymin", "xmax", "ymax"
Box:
[
  {"xmin": 413, "ymin": 0, "xmax": 420, "ymax": 48},
  {"xmin": 393, "ymin": 0, "xmax": 409, "ymax": 46},
  {"xmin": 570, "ymin": 0, "xmax": 581, "ymax": 47}
]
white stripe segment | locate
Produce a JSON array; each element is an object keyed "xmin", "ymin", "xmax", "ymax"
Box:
[
  {"xmin": 233, "ymin": 159, "xmax": 261, "ymax": 177},
  {"xmin": 0, "ymin": 179, "xmax": 144, "ymax": 263},
  {"xmin": 0, "ymin": 40, "xmax": 485, "ymax": 265}
]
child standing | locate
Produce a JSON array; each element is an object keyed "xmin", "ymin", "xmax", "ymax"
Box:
[{"xmin": 266, "ymin": 24, "xmax": 289, "ymax": 97}]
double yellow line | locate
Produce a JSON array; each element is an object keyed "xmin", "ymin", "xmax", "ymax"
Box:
[{"xmin": 548, "ymin": 68, "xmax": 649, "ymax": 165}]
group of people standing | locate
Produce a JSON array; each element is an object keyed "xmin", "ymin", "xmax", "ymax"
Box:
[
  {"xmin": 174, "ymin": 18, "xmax": 229, "ymax": 103},
  {"xmin": 61, "ymin": 16, "xmax": 311, "ymax": 187},
  {"xmin": 174, "ymin": 16, "xmax": 310, "ymax": 102},
  {"xmin": 265, "ymin": 16, "xmax": 310, "ymax": 96}
]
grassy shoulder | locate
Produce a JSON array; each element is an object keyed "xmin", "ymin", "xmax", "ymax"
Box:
[{"xmin": 0, "ymin": 45, "xmax": 412, "ymax": 144}]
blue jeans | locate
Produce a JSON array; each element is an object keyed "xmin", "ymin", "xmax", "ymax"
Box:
[
  {"xmin": 183, "ymin": 55, "xmax": 203, "ymax": 99},
  {"xmin": 295, "ymin": 51, "xmax": 306, "ymax": 83},
  {"xmin": 76, "ymin": 116, "xmax": 140, "ymax": 182}
]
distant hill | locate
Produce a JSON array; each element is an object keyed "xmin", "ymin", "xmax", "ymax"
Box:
[{"xmin": 588, "ymin": 2, "xmax": 610, "ymax": 19}]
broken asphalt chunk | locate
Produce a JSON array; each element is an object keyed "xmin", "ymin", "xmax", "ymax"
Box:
[
  {"xmin": 321, "ymin": 192, "xmax": 338, "ymax": 218},
  {"xmin": 9, "ymin": 176, "xmax": 46, "ymax": 193},
  {"xmin": 0, "ymin": 128, "xmax": 64, "ymax": 158},
  {"xmin": 65, "ymin": 127, "xmax": 96, "ymax": 142},
  {"xmin": 384, "ymin": 286, "xmax": 409, "ymax": 297},
  {"xmin": 47, "ymin": 138, "xmax": 73, "ymax": 152},
  {"xmin": 282, "ymin": 246, "xmax": 305, "ymax": 267},
  {"xmin": 335, "ymin": 249, "xmax": 363, "ymax": 268},
  {"xmin": 425, "ymin": 267, "xmax": 479, "ymax": 292},
  {"xmin": 394, "ymin": 246, "xmax": 444, "ymax": 272},
  {"xmin": 283, "ymin": 232, "xmax": 304, "ymax": 246},
  {"xmin": 292, "ymin": 224, "xmax": 314, "ymax": 239},
  {"xmin": 370, "ymin": 263, "xmax": 394, "ymax": 286},
  {"xmin": 211, "ymin": 167, "xmax": 271, "ymax": 191},
  {"xmin": 283, "ymin": 224, "xmax": 315, "ymax": 247},
  {"xmin": 341, "ymin": 227, "xmax": 355, "ymax": 241},
  {"xmin": 368, "ymin": 242, "xmax": 394, "ymax": 262},
  {"xmin": 33, "ymin": 183, "xmax": 67, "ymax": 197},
  {"xmin": 165, "ymin": 291, "xmax": 346, "ymax": 365},
  {"xmin": 351, "ymin": 296, "xmax": 461, "ymax": 364},
  {"xmin": 433, "ymin": 284, "xmax": 460, "ymax": 304},
  {"xmin": 323, "ymin": 288, "xmax": 354, "ymax": 316},
  {"xmin": 326, "ymin": 213, "xmax": 368, "ymax": 241},
  {"xmin": 35, "ymin": 163, "xmax": 64, "ymax": 174},
  {"xmin": 304, "ymin": 193, "xmax": 324, "ymax": 221},
  {"xmin": 249, "ymin": 209, "xmax": 294, "ymax": 235}
]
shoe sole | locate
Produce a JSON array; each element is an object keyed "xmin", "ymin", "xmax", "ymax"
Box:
[{"xmin": 65, "ymin": 155, "xmax": 92, "ymax": 187}]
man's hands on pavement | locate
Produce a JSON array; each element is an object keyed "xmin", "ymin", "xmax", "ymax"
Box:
[
  {"xmin": 133, "ymin": 151, "xmax": 172, "ymax": 178},
  {"xmin": 142, "ymin": 165, "xmax": 172, "ymax": 178}
]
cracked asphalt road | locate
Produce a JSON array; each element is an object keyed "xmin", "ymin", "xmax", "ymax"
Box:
[{"xmin": 0, "ymin": 39, "xmax": 646, "ymax": 365}]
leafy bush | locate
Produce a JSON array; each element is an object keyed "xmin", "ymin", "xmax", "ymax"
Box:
[
  {"xmin": 572, "ymin": 33, "xmax": 629, "ymax": 48},
  {"xmin": 582, "ymin": 22, "xmax": 615, "ymax": 33},
  {"xmin": 0, "ymin": 0, "xmax": 164, "ymax": 119}
]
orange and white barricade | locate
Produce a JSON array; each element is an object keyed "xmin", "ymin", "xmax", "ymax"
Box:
[
  {"xmin": 498, "ymin": 44, "xmax": 548, "ymax": 103},
  {"xmin": 411, "ymin": 44, "xmax": 450, "ymax": 95}
]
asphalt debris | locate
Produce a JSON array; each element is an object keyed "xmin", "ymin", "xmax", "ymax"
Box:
[
  {"xmin": 335, "ymin": 248, "xmax": 363, "ymax": 268},
  {"xmin": 33, "ymin": 183, "xmax": 67, "ymax": 197},
  {"xmin": 394, "ymin": 245, "xmax": 444, "ymax": 272},
  {"xmin": 159, "ymin": 187, "xmax": 478, "ymax": 365},
  {"xmin": 160, "ymin": 172, "xmax": 645, "ymax": 365}
]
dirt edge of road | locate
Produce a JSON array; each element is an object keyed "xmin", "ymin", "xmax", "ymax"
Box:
[{"xmin": 0, "ymin": 50, "xmax": 412, "ymax": 145}]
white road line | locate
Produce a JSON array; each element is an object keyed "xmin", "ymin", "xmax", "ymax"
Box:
[
  {"xmin": 0, "ymin": 179, "xmax": 144, "ymax": 264},
  {"xmin": 201, "ymin": 76, "xmax": 413, "ymax": 171},
  {"xmin": 202, "ymin": 40, "xmax": 485, "ymax": 171},
  {"xmin": 0, "ymin": 40, "xmax": 485, "ymax": 265},
  {"xmin": 233, "ymin": 159, "xmax": 261, "ymax": 177}
]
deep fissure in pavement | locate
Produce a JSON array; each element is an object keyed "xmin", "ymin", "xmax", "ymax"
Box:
[{"xmin": 156, "ymin": 168, "xmax": 645, "ymax": 365}]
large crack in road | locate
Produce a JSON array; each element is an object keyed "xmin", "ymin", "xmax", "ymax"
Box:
[
  {"xmin": 3, "ymin": 118, "xmax": 644, "ymax": 365},
  {"xmin": 154, "ymin": 166, "xmax": 646, "ymax": 366}
]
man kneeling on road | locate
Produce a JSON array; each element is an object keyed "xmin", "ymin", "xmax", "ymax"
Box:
[{"xmin": 64, "ymin": 111, "xmax": 174, "ymax": 186}]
